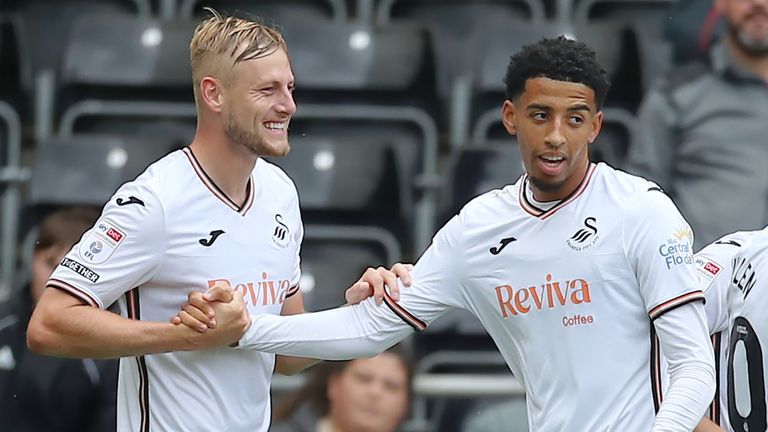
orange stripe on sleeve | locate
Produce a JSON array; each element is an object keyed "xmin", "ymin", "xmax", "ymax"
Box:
[
  {"xmin": 46, "ymin": 279, "xmax": 99, "ymax": 307},
  {"xmin": 649, "ymin": 290, "xmax": 705, "ymax": 320}
]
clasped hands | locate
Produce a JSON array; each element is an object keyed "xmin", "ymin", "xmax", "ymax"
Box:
[{"xmin": 170, "ymin": 264, "xmax": 413, "ymax": 348}]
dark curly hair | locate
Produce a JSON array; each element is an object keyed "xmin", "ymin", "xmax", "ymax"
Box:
[{"xmin": 504, "ymin": 36, "xmax": 610, "ymax": 109}]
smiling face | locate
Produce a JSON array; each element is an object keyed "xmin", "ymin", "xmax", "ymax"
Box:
[
  {"xmin": 502, "ymin": 77, "xmax": 602, "ymax": 201},
  {"xmin": 222, "ymin": 47, "xmax": 296, "ymax": 157},
  {"xmin": 718, "ymin": 0, "xmax": 768, "ymax": 56}
]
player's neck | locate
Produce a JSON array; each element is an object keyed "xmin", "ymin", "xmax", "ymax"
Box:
[
  {"xmin": 530, "ymin": 161, "xmax": 590, "ymax": 202},
  {"xmin": 188, "ymin": 135, "xmax": 256, "ymax": 206}
]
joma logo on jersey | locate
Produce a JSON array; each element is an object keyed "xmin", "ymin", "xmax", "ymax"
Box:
[
  {"xmin": 494, "ymin": 274, "xmax": 591, "ymax": 318},
  {"xmin": 208, "ymin": 272, "xmax": 291, "ymax": 306}
]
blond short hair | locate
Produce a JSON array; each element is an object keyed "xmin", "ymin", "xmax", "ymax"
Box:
[{"xmin": 189, "ymin": 9, "xmax": 287, "ymax": 100}]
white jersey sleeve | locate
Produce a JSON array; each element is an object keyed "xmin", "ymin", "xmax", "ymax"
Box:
[
  {"xmin": 238, "ymin": 214, "xmax": 468, "ymax": 357},
  {"xmin": 695, "ymin": 232, "xmax": 754, "ymax": 334},
  {"xmin": 47, "ymin": 180, "xmax": 165, "ymax": 309},
  {"xmin": 652, "ymin": 302, "xmax": 716, "ymax": 431},
  {"xmin": 623, "ymin": 189, "xmax": 715, "ymax": 430},
  {"xmin": 722, "ymin": 228, "xmax": 768, "ymax": 432},
  {"xmin": 623, "ymin": 189, "xmax": 704, "ymax": 318}
]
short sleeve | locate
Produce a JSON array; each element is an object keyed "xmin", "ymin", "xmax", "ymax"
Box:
[
  {"xmin": 47, "ymin": 181, "xmax": 166, "ymax": 309},
  {"xmin": 694, "ymin": 252, "xmax": 732, "ymax": 334},
  {"xmin": 623, "ymin": 189, "xmax": 703, "ymax": 320}
]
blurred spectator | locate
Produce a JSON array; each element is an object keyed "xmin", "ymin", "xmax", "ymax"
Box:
[
  {"xmin": 627, "ymin": 0, "xmax": 768, "ymax": 250},
  {"xmin": 272, "ymin": 347, "xmax": 412, "ymax": 432},
  {"xmin": 663, "ymin": 0, "xmax": 723, "ymax": 63},
  {"xmin": 0, "ymin": 207, "xmax": 118, "ymax": 431}
]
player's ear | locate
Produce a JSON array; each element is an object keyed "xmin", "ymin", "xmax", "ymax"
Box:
[
  {"xmin": 200, "ymin": 76, "xmax": 224, "ymax": 113},
  {"xmin": 501, "ymin": 100, "xmax": 518, "ymax": 135},
  {"xmin": 588, "ymin": 110, "xmax": 603, "ymax": 144}
]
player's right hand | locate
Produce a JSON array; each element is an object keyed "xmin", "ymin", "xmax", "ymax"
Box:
[
  {"xmin": 347, "ymin": 263, "xmax": 413, "ymax": 306},
  {"xmin": 175, "ymin": 289, "xmax": 250, "ymax": 348}
]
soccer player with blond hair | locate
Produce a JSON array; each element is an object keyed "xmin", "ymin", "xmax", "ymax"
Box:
[{"xmin": 27, "ymin": 11, "xmax": 406, "ymax": 431}]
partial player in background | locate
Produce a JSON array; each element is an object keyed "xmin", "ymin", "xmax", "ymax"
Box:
[
  {"xmin": 719, "ymin": 229, "xmax": 768, "ymax": 432},
  {"xmin": 658, "ymin": 229, "xmax": 767, "ymax": 432},
  {"xmin": 696, "ymin": 229, "xmax": 768, "ymax": 432}
]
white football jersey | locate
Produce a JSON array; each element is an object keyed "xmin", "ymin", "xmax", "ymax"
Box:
[
  {"xmin": 388, "ymin": 163, "xmax": 704, "ymax": 430},
  {"xmin": 48, "ymin": 147, "xmax": 303, "ymax": 431},
  {"xmin": 722, "ymin": 228, "xmax": 768, "ymax": 432},
  {"xmin": 658, "ymin": 231, "xmax": 755, "ymax": 427}
]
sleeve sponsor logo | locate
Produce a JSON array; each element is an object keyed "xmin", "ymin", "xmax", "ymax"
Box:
[
  {"xmin": 60, "ymin": 258, "xmax": 100, "ymax": 283},
  {"xmin": 659, "ymin": 226, "xmax": 694, "ymax": 270},
  {"xmin": 106, "ymin": 227, "xmax": 124, "ymax": 243},
  {"xmin": 79, "ymin": 220, "xmax": 127, "ymax": 264},
  {"xmin": 673, "ymin": 226, "xmax": 694, "ymax": 245},
  {"xmin": 693, "ymin": 256, "xmax": 721, "ymax": 285},
  {"xmin": 704, "ymin": 262, "xmax": 721, "ymax": 276}
]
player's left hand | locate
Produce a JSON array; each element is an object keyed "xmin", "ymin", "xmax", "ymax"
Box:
[
  {"xmin": 171, "ymin": 280, "xmax": 235, "ymax": 332},
  {"xmin": 345, "ymin": 263, "xmax": 413, "ymax": 306}
]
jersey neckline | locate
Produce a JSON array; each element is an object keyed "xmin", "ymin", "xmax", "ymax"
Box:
[
  {"xmin": 182, "ymin": 147, "xmax": 255, "ymax": 217},
  {"xmin": 519, "ymin": 163, "xmax": 597, "ymax": 220}
]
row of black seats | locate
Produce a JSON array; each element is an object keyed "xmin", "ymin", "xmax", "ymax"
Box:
[{"xmin": 0, "ymin": 2, "xmax": 672, "ymax": 119}]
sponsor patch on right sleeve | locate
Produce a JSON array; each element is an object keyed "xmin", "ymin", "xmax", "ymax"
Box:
[{"xmin": 78, "ymin": 220, "xmax": 127, "ymax": 264}]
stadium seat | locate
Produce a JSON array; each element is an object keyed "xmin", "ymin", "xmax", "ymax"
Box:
[
  {"xmin": 0, "ymin": 17, "xmax": 24, "ymax": 110},
  {"xmin": 268, "ymin": 136, "xmax": 406, "ymax": 216},
  {"xmin": 278, "ymin": 17, "xmax": 440, "ymax": 253},
  {"xmin": 299, "ymin": 225, "xmax": 401, "ymax": 312},
  {"xmin": 28, "ymin": 134, "xmax": 178, "ymax": 207},
  {"xmin": 408, "ymin": 350, "xmax": 520, "ymax": 432},
  {"xmin": 178, "ymin": 0, "xmax": 348, "ymax": 22},
  {"xmin": 267, "ymin": 135, "xmax": 412, "ymax": 244},
  {"xmin": 372, "ymin": 0, "xmax": 546, "ymax": 135},
  {"xmin": 572, "ymin": 0, "xmax": 674, "ymax": 91},
  {"xmin": 0, "ymin": 101, "xmax": 24, "ymax": 299},
  {"xmin": 56, "ymin": 13, "xmax": 197, "ymax": 143},
  {"xmin": 1, "ymin": 0, "xmax": 150, "ymax": 96},
  {"xmin": 440, "ymin": 142, "xmax": 524, "ymax": 221}
]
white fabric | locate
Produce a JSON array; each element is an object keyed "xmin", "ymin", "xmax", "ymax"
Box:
[
  {"xmin": 240, "ymin": 163, "xmax": 715, "ymax": 431},
  {"xmin": 49, "ymin": 148, "xmax": 303, "ymax": 432},
  {"xmin": 658, "ymin": 230, "xmax": 756, "ymax": 429},
  {"xmin": 721, "ymin": 228, "xmax": 768, "ymax": 432},
  {"xmin": 652, "ymin": 304, "xmax": 716, "ymax": 431}
]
